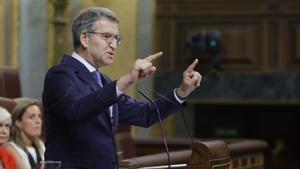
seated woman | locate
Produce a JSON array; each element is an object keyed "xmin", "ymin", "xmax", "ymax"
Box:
[
  {"xmin": 0, "ymin": 106, "xmax": 26, "ymax": 169},
  {"xmin": 8, "ymin": 100, "xmax": 45, "ymax": 169}
]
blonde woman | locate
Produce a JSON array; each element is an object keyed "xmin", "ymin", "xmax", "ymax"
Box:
[
  {"xmin": 8, "ymin": 100, "xmax": 45, "ymax": 169},
  {"xmin": 0, "ymin": 106, "xmax": 27, "ymax": 169}
]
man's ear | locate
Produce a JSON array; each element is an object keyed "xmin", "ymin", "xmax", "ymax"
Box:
[{"xmin": 80, "ymin": 32, "xmax": 89, "ymax": 48}]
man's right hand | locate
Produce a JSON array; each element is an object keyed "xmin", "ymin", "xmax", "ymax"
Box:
[{"xmin": 117, "ymin": 51, "xmax": 162, "ymax": 92}]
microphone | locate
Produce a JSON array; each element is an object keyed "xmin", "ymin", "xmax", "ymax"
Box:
[
  {"xmin": 156, "ymin": 93, "xmax": 194, "ymax": 145},
  {"xmin": 137, "ymin": 90, "xmax": 171, "ymax": 169}
]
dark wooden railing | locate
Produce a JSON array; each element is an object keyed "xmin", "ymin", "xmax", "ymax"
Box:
[{"xmin": 119, "ymin": 140, "xmax": 231, "ymax": 169}]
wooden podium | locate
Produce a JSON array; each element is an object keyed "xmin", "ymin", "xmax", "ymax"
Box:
[{"xmin": 120, "ymin": 140, "xmax": 231, "ymax": 169}]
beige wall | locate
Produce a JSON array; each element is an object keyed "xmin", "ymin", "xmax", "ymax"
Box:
[
  {"xmin": 46, "ymin": 1, "xmax": 55, "ymax": 67},
  {"xmin": 0, "ymin": 0, "xmax": 4, "ymax": 65},
  {"xmin": 0, "ymin": 0, "xmax": 19, "ymax": 67},
  {"xmin": 96, "ymin": 0, "xmax": 139, "ymax": 97}
]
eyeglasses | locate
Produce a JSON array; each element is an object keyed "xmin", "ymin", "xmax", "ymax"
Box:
[{"xmin": 88, "ymin": 32, "xmax": 122, "ymax": 45}]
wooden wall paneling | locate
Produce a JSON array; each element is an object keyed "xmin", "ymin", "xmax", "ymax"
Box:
[
  {"xmin": 282, "ymin": 2, "xmax": 300, "ymax": 14},
  {"xmin": 155, "ymin": 19, "xmax": 176, "ymax": 71},
  {"xmin": 176, "ymin": 18, "xmax": 263, "ymax": 73},
  {"xmin": 156, "ymin": 1, "xmax": 268, "ymax": 73},
  {"xmin": 261, "ymin": 19, "xmax": 268, "ymax": 72},
  {"xmin": 219, "ymin": 19, "xmax": 263, "ymax": 72},
  {"xmin": 279, "ymin": 18, "xmax": 287, "ymax": 72},
  {"xmin": 176, "ymin": 19, "xmax": 199, "ymax": 72},
  {"xmin": 267, "ymin": 19, "xmax": 280, "ymax": 72},
  {"xmin": 280, "ymin": 0, "xmax": 300, "ymax": 3},
  {"xmin": 155, "ymin": 0, "xmax": 300, "ymax": 73},
  {"xmin": 285, "ymin": 18, "xmax": 300, "ymax": 72},
  {"xmin": 157, "ymin": 3, "xmax": 266, "ymax": 17},
  {"xmin": 158, "ymin": 0, "xmax": 265, "ymax": 5}
]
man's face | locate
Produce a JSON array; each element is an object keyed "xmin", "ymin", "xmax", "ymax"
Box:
[{"xmin": 85, "ymin": 18, "xmax": 119, "ymax": 68}]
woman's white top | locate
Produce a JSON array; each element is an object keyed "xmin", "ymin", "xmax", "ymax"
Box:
[
  {"xmin": 8, "ymin": 142, "xmax": 31, "ymax": 169},
  {"xmin": 8, "ymin": 140, "xmax": 45, "ymax": 169}
]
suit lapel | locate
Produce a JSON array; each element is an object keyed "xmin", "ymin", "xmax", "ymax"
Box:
[
  {"xmin": 77, "ymin": 71, "xmax": 99, "ymax": 91},
  {"xmin": 61, "ymin": 56, "xmax": 116, "ymax": 133},
  {"xmin": 100, "ymin": 74, "xmax": 118, "ymax": 132},
  {"xmin": 96, "ymin": 111, "xmax": 114, "ymax": 135},
  {"xmin": 61, "ymin": 56, "xmax": 99, "ymax": 91},
  {"xmin": 85, "ymin": 72, "xmax": 115, "ymax": 133},
  {"xmin": 112, "ymin": 104, "xmax": 118, "ymax": 133}
]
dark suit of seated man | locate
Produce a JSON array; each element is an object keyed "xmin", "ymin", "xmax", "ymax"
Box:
[{"xmin": 42, "ymin": 7, "xmax": 202, "ymax": 169}]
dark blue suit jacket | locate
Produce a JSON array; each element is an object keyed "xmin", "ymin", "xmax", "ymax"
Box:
[{"xmin": 42, "ymin": 55, "xmax": 182, "ymax": 169}]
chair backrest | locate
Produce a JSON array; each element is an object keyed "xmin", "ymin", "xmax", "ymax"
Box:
[
  {"xmin": 0, "ymin": 67, "xmax": 21, "ymax": 98},
  {"xmin": 0, "ymin": 97, "xmax": 17, "ymax": 112}
]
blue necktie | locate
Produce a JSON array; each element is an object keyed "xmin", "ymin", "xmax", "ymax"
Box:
[
  {"xmin": 92, "ymin": 70, "xmax": 103, "ymax": 87},
  {"xmin": 91, "ymin": 71, "xmax": 114, "ymax": 125}
]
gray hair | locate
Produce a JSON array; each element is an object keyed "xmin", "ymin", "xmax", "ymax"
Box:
[
  {"xmin": 72, "ymin": 7, "xmax": 119, "ymax": 49},
  {"xmin": 0, "ymin": 106, "xmax": 11, "ymax": 122}
]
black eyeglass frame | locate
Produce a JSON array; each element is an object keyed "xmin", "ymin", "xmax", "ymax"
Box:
[{"xmin": 87, "ymin": 31, "xmax": 122, "ymax": 45}]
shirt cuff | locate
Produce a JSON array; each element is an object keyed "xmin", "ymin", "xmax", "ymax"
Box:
[
  {"xmin": 173, "ymin": 89, "xmax": 185, "ymax": 104},
  {"xmin": 116, "ymin": 86, "xmax": 124, "ymax": 97}
]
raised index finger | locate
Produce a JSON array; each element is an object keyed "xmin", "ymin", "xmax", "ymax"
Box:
[
  {"xmin": 186, "ymin": 59, "xmax": 198, "ymax": 72},
  {"xmin": 145, "ymin": 51, "xmax": 163, "ymax": 62}
]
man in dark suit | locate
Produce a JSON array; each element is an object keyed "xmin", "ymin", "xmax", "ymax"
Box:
[{"xmin": 42, "ymin": 7, "xmax": 202, "ymax": 169}]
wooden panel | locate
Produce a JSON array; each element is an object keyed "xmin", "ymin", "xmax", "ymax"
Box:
[
  {"xmin": 284, "ymin": 19, "xmax": 300, "ymax": 71},
  {"xmin": 155, "ymin": 0, "xmax": 300, "ymax": 73},
  {"xmin": 175, "ymin": 19, "xmax": 263, "ymax": 73},
  {"xmin": 157, "ymin": 3, "xmax": 266, "ymax": 16},
  {"xmin": 281, "ymin": 2, "xmax": 300, "ymax": 14},
  {"xmin": 267, "ymin": 20, "xmax": 279, "ymax": 71},
  {"xmin": 155, "ymin": 19, "xmax": 176, "ymax": 70}
]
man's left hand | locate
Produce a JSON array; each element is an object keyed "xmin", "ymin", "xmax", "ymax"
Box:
[{"xmin": 176, "ymin": 59, "xmax": 202, "ymax": 98}]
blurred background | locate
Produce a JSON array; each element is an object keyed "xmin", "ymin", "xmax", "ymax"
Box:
[{"xmin": 0, "ymin": 0, "xmax": 299, "ymax": 168}]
